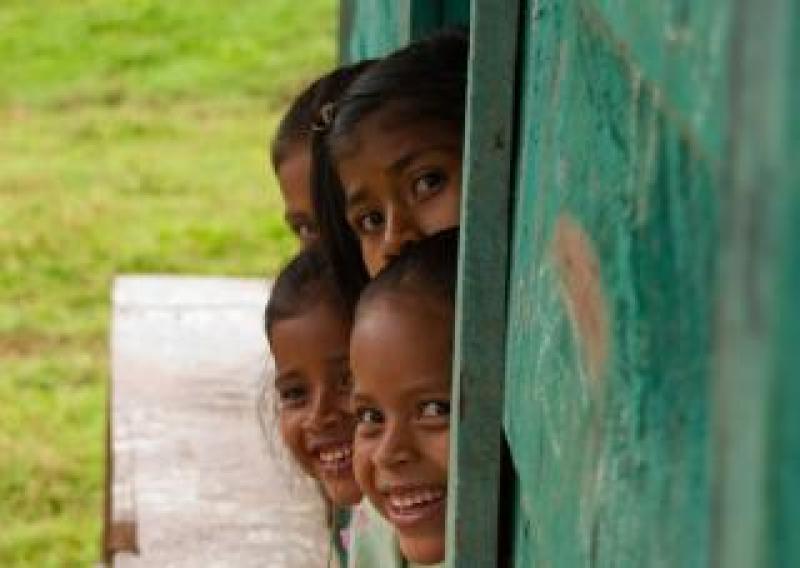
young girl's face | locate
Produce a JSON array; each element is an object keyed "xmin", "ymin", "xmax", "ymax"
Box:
[
  {"xmin": 335, "ymin": 110, "xmax": 462, "ymax": 277},
  {"xmin": 276, "ymin": 143, "xmax": 319, "ymax": 246},
  {"xmin": 270, "ymin": 300, "xmax": 361, "ymax": 506},
  {"xmin": 350, "ymin": 293, "xmax": 452, "ymax": 564}
]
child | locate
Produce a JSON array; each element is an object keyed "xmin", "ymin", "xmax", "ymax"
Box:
[
  {"xmin": 271, "ymin": 61, "xmax": 373, "ymax": 245},
  {"xmin": 264, "ymin": 247, "xmax": 362, "ymax": 566},
  {"xmin": 349, "ymin": 229, "xmax": 459, "ymax": 566},
  {"xmin": 311, "ymin": 30, "xmax": 468, "ymax": 307}
]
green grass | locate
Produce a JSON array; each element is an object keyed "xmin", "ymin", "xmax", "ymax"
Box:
[{"xmin": 0, "ymin": 1, "xmax": 336, "ymax": 564}]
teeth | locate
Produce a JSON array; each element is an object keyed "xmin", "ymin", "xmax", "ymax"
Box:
[
  {"xmin": 318, "ymin": 445, "xmax": 352, "ymax": 464},
  {"xmin": 389, "ymin": 489, "xmax": 444, "ymax": 510}
]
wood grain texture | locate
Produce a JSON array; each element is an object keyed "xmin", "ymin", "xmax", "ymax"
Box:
[{"xmin": 445, "ymin": 1, "xmax": 517, "ymax": 567}]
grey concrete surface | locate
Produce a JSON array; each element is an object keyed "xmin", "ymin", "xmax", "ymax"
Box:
[{"xmin": 108, "ymin": 275, "xmax": 328, "ymax": 567}]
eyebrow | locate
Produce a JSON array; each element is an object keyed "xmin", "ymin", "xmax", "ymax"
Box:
[
  {"xmin": 351, "ymin": 392, "xmax": 374, "ymax": 406},
  {"xmin": 388, "ymin": 144, "xmax": 460, "ymax": 179},
  {"xmin": 274, "ymin": 370, "xmax": 302, "ymax": 386},
  {"xmin": 326, "ymin": 353, "xmax": 349, "ymax": 365},
  {"xmin": 344, "ymin": 186, "xmax": 370, "ymax": 212}
]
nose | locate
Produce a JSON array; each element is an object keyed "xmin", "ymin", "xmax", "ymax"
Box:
[
  {"xmin": 374, "ymin": 419, "xmax": 416, "ymax": 468},
  {"xmin": 304, "ymin": 387, "xmax": 340, "ymax": 432},
  {"xmin": 381, "ymin": 204, "xmax": 423, "ymax": 265}
]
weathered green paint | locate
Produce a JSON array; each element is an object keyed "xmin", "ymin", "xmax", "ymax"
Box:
[
  {"xmin": 713, "ymin": 1, "xmax": 799, "ymax": 567},
  {"xmin": 339, "ymin": 1, "xmax": 800, "ymax": 566},
  {"xmin": 445, "ymin": 1, "xmax": 517, "ymax": 567},
  {"xmin": 339, "ymin": 0, "xmax": 405, "ymax": 60},
  {"xmin": 340, "ymin": 0, "xmax": 467, "ymax": 62},
  {"xmin": 502, "ymin": 1, "xmax": 724, "ymax": 565}
]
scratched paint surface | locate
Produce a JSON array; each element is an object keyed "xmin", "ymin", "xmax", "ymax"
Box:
[
  {"xmin": 341, "ymin": 0, "xmax": 404, "ymax": 61},
  {"xmin": 341, "ymin": 0, "xmax": 469, "ymax": 62},
  {"xmin": 504, "ymin": 1, "xmax": 728, "ymax": 565}
]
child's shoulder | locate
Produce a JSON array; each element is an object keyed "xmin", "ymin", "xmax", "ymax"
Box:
[{"xmin": 347, "ymin": 499, "xmax": 405, "ymax": 568}]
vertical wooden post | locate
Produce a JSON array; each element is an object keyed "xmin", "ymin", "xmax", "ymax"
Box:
[
  {"xmin": 714, "ymin": 0, "xmax": 797, "ymax": 566},
  {"xmin": 445, "ymin": 1, "xmax": 519, "ymax": 566}
]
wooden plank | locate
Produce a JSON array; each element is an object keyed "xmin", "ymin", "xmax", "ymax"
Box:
[
  {"xmin": 106, "ymin": 276, "xmax": 328, "ymax": 567},
  {"xmin": 445, "ymin": 1, "xmax": 518, "ymax": 566},
  {"xmin": 713, "ymin": 1, "xmax": 797, "ymax": 566}
]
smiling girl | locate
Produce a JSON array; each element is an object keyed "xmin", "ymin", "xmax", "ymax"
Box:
[
  {"xmin": 264, "ymin": 248, "xmax": 361, "ymax": 566},
  {"xmin": 311, "ymin": 30, "xmax": 468, "ymax": 307},
  {"xmin": 349, "ymin": 229, "xmax": 459, "ymax": 566}
]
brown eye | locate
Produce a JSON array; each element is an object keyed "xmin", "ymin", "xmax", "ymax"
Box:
[
  {"xmin": 419, "ymin": 400, "xmax": 450, "ymax": 419},
  {"xmin": 355, "ymin": 406, "xmax": 384, "ymax": 437},
  {"xmin": 412, "ymin": 170, "xmax": 447, "ymax": 200},
  {"xmin": 277, "ymin": 384, "xmax": 308, "ymax": 408},
  {"xmin": 356, "ymin": 210, "xmax": 385, "ymax": 234}
]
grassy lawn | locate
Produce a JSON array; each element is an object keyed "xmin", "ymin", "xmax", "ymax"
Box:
[{"xmin": 0, "ymin": 1, "xmax": 335, "ymax": 564}]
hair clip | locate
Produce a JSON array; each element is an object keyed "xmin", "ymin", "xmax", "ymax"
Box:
[{"xmin": 311, "ymin": 102, "xmax": 336, "ymax": 133}]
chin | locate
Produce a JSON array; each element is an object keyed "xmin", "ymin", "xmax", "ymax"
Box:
[
  {"xmin": 398, "ymin": 536, "xmax": 445, "ymax": 565},
  {"xmin": 325, "ymin": 480, "xmax": 363, "ymax": 508}
]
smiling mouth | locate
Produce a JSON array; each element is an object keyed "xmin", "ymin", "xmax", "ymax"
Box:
[
  {"xmin": 316, "ymin": 443, "xmax": 353, "ymax": 476},
  {"xmin": 384, "ymin": 487, "xmax": 446, "ymax": 528}
]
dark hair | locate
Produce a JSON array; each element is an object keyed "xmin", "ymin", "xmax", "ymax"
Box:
[
  {"xmin": 312, "ymin": 29, "xmax": 469, "ymax": 309},
  {"xmin": 270, "ymin": 60, "xmax": 375, "ymax": 171},
  {"xmin": 356, "ymin": 228, "xmax": 459, "ymax": 319},
  {"xmin": 264, "ymin": 246, "xmax": 349, "ymax": 340}
]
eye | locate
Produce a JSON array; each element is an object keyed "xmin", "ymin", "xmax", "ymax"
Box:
[
  {"xmin": 411, "ymin": 170, "xmax": 447, "ymax": 200},
  {"xmin": 418, "ymin": 400, "xmax": 450, "ymax": 419},
  {"xmin": 353, "ymin": 209, "xmax": 385, "ymax": 235},
  {"xmin": 276, "ymin": 384, "xmax": 308, "ymax": 408},
  {"xmin": 291, "ymin": 220, "xmax": 318, "ymax": 242},
  {"xmin": 355, "ymin": 406, "xmax": 384, "ymax": 426}
]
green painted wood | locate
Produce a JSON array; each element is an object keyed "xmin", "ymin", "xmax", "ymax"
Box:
[
  {"xmin": 340, "ymin": 0, "xmax": 405, "ymax": 61},
  {"xmin": 502, "ymin": 0, "xmax": 727, "ymax": 565},
  {"xmin": 340, "ymin": 0, "xmax": 467, "ymax": 63},
  {"xmin": 445, "ymin": 1, "xmax": 517, "ymax": 566},
  {"xmin": 339, "ymin": 1, "xmax": 799, "ymax": 566},
  {"xmin": 713, "ymin": 1, "xmax": 798, "ymax": 566},
  {"xmin": 442, "ymin": 0, "xmax": 471, "ymax": 27}
]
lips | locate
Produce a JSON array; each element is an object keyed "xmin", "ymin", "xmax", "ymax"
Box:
[{"xmin": 382, "ymin": 486, "xmax": 446, "ymax": 528}]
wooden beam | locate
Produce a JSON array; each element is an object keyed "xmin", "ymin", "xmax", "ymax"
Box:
[
  {"xmin": 445, "ymin": 1, "xmax": 519, "ymax": 566},
  {"xmin": 713, "ymin": 0, "xmax": 797, "ymax": 566}
]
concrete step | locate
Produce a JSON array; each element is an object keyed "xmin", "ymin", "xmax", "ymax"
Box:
[{"xmin": 106, "ymin": 275, "xmax": 328, "ymax": 567}]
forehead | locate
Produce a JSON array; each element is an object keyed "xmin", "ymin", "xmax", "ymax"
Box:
[
  {"xmin": 350, "ymin": 293, "xmax": 453, "ymax": 394},
  {"xmin": 333, "ymin": 106, "xmax": 462, "ymax": 168},
  {"xmin": 270, "ymin": 301, "xmax": 350, "ymax": 360}
]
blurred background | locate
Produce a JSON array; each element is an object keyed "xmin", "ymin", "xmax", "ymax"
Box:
[{"xmin": 0, "ymin": 1, "xmax": 335, "ymax": 564}]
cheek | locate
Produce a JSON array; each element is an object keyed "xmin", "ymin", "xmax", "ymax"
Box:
[
  {"xmin": 418, "ymin": 186, "xmax": 461, "ymax": 236},
  {"xmin": 426, "ymin": 430, "xmax": 451, "ymax": 476},
  {"xmin": 279, "ymin": 412, "xmax": 312, "ymax": 471},
  {"xmin": 352, "ymin": 437, "xmax": 376, "ymax": 491}
]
